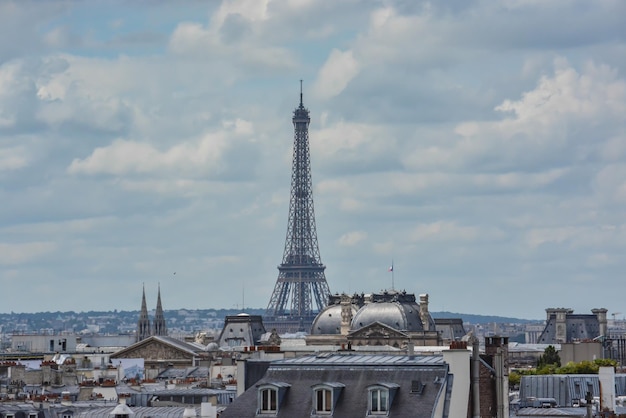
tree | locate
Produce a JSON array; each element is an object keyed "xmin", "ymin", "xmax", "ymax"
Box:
[
  {"xmin": 537, "ymin": 345, "xmax": 561, "ymax": 368},
  {"xmin": 509, "ymin": 371, "xmax": 521, "ymax": 388}
]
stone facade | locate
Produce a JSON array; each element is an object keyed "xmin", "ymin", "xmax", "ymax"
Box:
[{"xmin": 111, "ymin": 336, "xmax": 205, "ymax": 380}]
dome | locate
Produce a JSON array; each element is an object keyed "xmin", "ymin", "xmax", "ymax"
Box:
[
  {"xmin": 205, "ymin": 342, "xmax": 219, "ymax": 351},
  {"xmin": 310, "ymin": 304, "xmax": 358, "ymax": 335},
  {"xmin": 351, "ymin": 300, "xmax": 424, "ymax": 332}
]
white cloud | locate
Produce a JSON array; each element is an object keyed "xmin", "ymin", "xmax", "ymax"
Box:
[
  {"xmin": 68, "ymin": 131, "xmax": 232, "ymax": 177},
  {"xmin": 409, "ymin": 221, "xmax": 481, "ymax": 243},
  {"xmin": 211, "ymin": 0, "xmax": 271, "ymax": 28},
  {"xmin": 0, "ymin": 146, "xmax": 28, "ymax": 171},
  {"xmin": 167, "ymin": 8, "xmax": 296, "ymax": 71},
  {"xmin": 313, "ymin": 49, "xmax": 360, "ymax": 99},
  {"xmin": 311, "ymin": 120, "xmax": 387, "ymax": 158},
  {"xmin": 397, "ymin": 59, "xmax": 626, "ymax": 177},
  {"xmin": 0, "ymin": 242, "xmax": 57, "ymax": 265},
  {"xmin": 1, "ymin": 0, "xmax": 626, "ymax": 318},
  {"xmin": 338, "ymin": 230, "xmax": 367, "ymax": 246},
  {"xmin": 594, "ymin": 164, "xmax": 626, "ymax": 202},
  {"xmin": 495, "ymin": 59, "xmax": 626, "ymax": 123}
]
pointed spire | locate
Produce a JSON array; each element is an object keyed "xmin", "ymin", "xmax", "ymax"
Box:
[
  {"xmin": 136, "ymin": 283, "xmax": 151, "ymax": 342},
  {"xmin": 153, "ymin": 283, "xmax": 168, "ymax": 337},
  {"xmin": 141, "ymin": 284, "xmax": 148, "ymax": 311}
]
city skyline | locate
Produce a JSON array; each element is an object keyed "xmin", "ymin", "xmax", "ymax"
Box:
[{"xmin": 1, "ymin": 1, "xmax": 625, "ymax": 318}]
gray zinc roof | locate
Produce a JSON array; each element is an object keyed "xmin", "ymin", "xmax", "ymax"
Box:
[
  {"xmin": 73, "ymin": 406, "xmax": 207, "ymax": 417},
  {"xmin": 221, "ymin": 353, "xmax": 449, "ymax": 418},
  {"xmin": 276, "ymin": 353, "xmax": 445, "ymax": 367},
  {"xmin": 518, "ymin": 374, "xmax": 626, "ymax": 407},
  {"xmin": 156, "ymin": 366, "xmax": 209, "ymax": 379},
  {"xmin": 517, "ymin": 407, "xmax": 586, "ymax": 416}
]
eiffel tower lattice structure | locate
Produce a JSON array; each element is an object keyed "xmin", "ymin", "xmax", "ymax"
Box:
[{"xmin": 265, "ymin": 83, "xmax": 332, "ymax": 333}]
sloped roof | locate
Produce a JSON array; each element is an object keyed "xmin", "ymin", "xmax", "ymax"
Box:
[
  {"xmin": 518, "ymin": 374, "xmax": 626, "ymax": 407},
  {"xmin": 517, "ymin": 407, "xmax": 586, "ymax": 416},
  {"xmin": 73, "ymin": 406, "xmax": 211, "ymax": 417},
  {"xmin": 538, "ymin": 312, "xmax": 602, "ymax": 344},
  {"xmin": 110, "ymin": 336, "xmax": 202, "ymax": 359},
  {"xmin": 221, "ymin": 354, "xmax": 448, "ymax": 418},
  {"xmin": 156, "ymin": 366, "xmax": 209, "ymax": 379}
]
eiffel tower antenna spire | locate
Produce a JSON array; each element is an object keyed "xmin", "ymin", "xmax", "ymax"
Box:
[{"xmin": 265, "ymin": 82, "xmax": 332, "ymax": 332}]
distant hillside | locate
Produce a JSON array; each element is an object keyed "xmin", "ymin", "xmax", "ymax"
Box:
[
  {"xmin": 431, "ymin": 311, "xmax": 538, "ymax": 324},
  {"xmin": 0, "ymin": 309, "xmax": 539, "ymax": 333}
]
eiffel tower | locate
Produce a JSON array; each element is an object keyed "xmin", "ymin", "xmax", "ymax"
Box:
[{"xmin": 265, "ymin": 82, "xmax": 332, "ymax": 333}]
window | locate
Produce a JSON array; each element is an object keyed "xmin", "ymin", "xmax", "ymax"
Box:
[
  {"xmin": 311, "ymin": 382, "xmax": 344, "ymax": 415},
  {"xmin": 411, "ymin": 380, "xmax": 425, "ymax": 394},
  {"xmin": 257, "ymin": 382, "xmax": 290, "ymax": 415},
  {"xmin": 367, "ymin": 383, "xmax": 399, "ymax": 416},
  {"xmin": 261, "ymin": 388, "xmax": 277, "ymax": 413},
  {"xmin": 315, "ymin": 388, "xmax": 332, "ymax": 413},
  {"xmin": 370, "ymin": 388, "xmax": 388, "ymax": 413}
]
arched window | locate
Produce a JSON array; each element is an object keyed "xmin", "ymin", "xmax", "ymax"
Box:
[
  {"xmin": 367, "ymin": 383, "xmax": 399, "ymax": 416},
  {"xmin": 257, "ymin": 382, "xmax": 290, "ymax": 414},
  {"xmin": 260, "ymin": 387, "xmax": 278, "ymax": 413},
  {"xmin": 315, "ymin": 388, "xmax": 332, "ymax": 413},
  {"xmin": 311, "ymin": 382, "xmax": 344, "ymax": 415},
  {"xmin": 369, "ymin": 387, "xmax": 388, "ymax": 413}
]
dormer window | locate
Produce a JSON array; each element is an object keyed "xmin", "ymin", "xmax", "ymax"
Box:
[
  {"xmin": 311, "ymin": 382, "xmax": 345, "ymax": 415},
  {"xmin": 367, "ymin": 383, "xmax": 399, "ymax": 416},
  {"xmin": 257, "ymin": 382, "xmax": 290, "ymax": 415},
  {"xmin": 260, "ymin": 387, "xmax": 277, "ymax": 413}
]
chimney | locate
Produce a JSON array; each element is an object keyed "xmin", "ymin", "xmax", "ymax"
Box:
[
  {"xmin": 599, "ymin": 366, "xmax": 616, "ymax": 412},
  {"xmin": 201, "ymin": 402, "xmax": 217, "ymax": 418},
  {"xmin": 485, "ymin": 336, "xmax": 509, "ymax": 418}
]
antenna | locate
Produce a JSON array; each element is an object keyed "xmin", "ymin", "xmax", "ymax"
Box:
[{"xmin": 300, "ymin": 79, "xmax": 303, "ymax": 106}]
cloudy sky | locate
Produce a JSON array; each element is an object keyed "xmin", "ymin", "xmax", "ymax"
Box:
[{"xmin": 1, "ymin": 0, "xmax": 625, "ymax": 319}]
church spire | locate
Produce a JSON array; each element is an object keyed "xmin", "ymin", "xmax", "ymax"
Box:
[
  {"xmin": 152, "ymin": 283, "xmax": 168, "ymax": 337},
  {"xmin": 136, "ymin": 284, "xmax": 151, "ymax": 342}
]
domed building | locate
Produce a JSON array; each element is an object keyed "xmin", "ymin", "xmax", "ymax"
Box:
[
  {"xmin": 307, "ymin": 290, "xmax": 441, "ymax": 347},
  {"xmin": 310, "ymin": 293, "xmax": 364, "ymax": 336}
]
